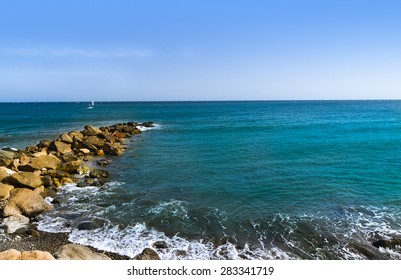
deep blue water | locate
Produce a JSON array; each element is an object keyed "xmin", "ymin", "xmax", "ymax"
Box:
[{"xmin": 1, "ymin": 101, "xmax": 401, "ymax": 259}]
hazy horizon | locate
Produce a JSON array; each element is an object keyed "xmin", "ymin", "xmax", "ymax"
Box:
[{"xmin": 0, "ymin": 0, "xmax": 400, "ymax": 102}]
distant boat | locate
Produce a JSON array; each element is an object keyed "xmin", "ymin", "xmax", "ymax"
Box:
[{"xmin": 87, "ymin": 101, "xmax": 94, "ymax": 109}]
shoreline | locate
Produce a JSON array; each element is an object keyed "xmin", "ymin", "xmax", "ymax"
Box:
[{"xmin": 0, "ymin": 121, "xmax": 158, "ymax": 260}]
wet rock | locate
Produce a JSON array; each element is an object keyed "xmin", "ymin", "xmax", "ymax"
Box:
[
  {"xmin": 141, "ymin": 121, "xmax": 155, "ymax": 128},
  {"xmin": 55, "ymin": 244, "xmax": 111, "ymax": 260},
  {"xmin": 0, "ymin": 150, "xmax": 15, "ymax": 167},
  {"xmin": 19, "ymin": 154, "xmax": 61, "ymax": 171},
  {"xmin": 3, "ymin": 188, "xmax": 53, "ymax": 217},
  {"xmin": 77, "ymin": 165, "xmax": 91, "ymax": 175},
  {"xmin": 349, "ymin": 242, "xmax": 389, "ymax": 260},
  {"xmin": 97, "ymin": 159, "xmax": 111, "ymax": 166},
  {"xmin": 133, "ymin": 248, "xmax": 161, "ymax": 260},
  {"xmin": 0, "ymin": 183, "xmax": 14, "ymax": 201},
  {"xmin": 102, "ymin": 143, "xmax": 123, "ymax": 156},
  {"xmin": 49, "ymin": 141, "xmax": 72, "ymax": 155},
  {"xmin": 89, "ymin": 169, "xmax": 109, "ymax": 179},
  {"xmin": 77, "ymin": 218, "xmax": 106, "ymax": 231},
  {"xmin": 44, "ymin": 186, "xmax": 58, "ymax": 198},
  {"xmin": 41, "ymin": 175, "xmax": 53, "ymax": 188},
  {"xmin": 372, "ymin": 238, "xmax": 401, "ymax": 249},
  {"xmin": 153, "ymin": 240, "xmax": 168, "ymax": 249},
  {"xmin": 0, "ymin": 214, "xmax": 30, "ymax": 233},
  {"xmin": 58, "ymin": 160, "xmax": 83, "ymax": 174},
  {"xmin": 57, "ymin": 133, "xmax": 73, "ymax": 144},
  {"xmin": 4, "ymin": 171, "xmax": 43, "ymax": 189}
]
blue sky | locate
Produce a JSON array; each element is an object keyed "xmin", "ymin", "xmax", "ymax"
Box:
[{"xmin": 0, "ymin": 0, "xmax": 400, "ymax": 101}]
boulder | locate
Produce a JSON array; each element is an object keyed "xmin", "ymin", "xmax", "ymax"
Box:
[
  {"xmin": 58, "ymin": 160, "xmax": 83, "ymax": 174},
  {"xmin": 0, "ymin": 214, "xmax": 30, "ymax": 233},
  {"xmin": 84, "ymin": 125, "xmax": 102, "ymax": 135},
  {"xmin": 84, "ymin": 136, "xmax": 106, "ymax": 149},
  {"xmin": 25, "ymin": 145, "xmax": 37, "ymax": 153},
  {"xmin": 19, "ymin": 155, "xmax": 61, "ymax": 171},
  {"xmin": 0, "ymin": 249, "xmax": 21, "ymax": 260},
  {"xmin": 102, "ymin": 143, "xmax": 123, "ymax": 156},
  {"xmin": 57, "ymin": 133, "xmax": 73, "ymax": 144},
  {"xmin": 113, "ymin": 131, "xmax": 127, "ymax": 139},
  {"xmin": 62, "ymin": 152, "xmax": 79, "ymax": 162},
  {"xmin": 89, "ymin": 169, "xmax": 109, "ymax": 178},
  {"xmin": 37, "ymin": 140, "xmax": 52, "ymax": 149},
  {"xmin": 33, "ymin": 150, "xmax": 47, "ymax": 157},
  {"xmin": 3, "ymin": 188, "xmax": 53, "ymax": 217},
  {"xmin": 49, "ymin": 141, "xmax": 72, "ymax": 155},
  {"xmin": 17, "ymin": 152, "xmax": 33, "ymax": 165},
  {"xmin": 133, "ymin": 248, "xmax": 161, "ymax": 260},
  {"xmin": 77, "ymin": 218, "xmax": 107, "ymax": 231},
  {"xmin": 81, "ymin": 141, "xmax": 98, "ymax": 153},
  {"xmin": 0, "ymin": 150, "xmax": 15, "ymax": 167},
  {"xmin": 0, "ymin": 168, "xmax": 8, "ymax": 181},
  {"xmin": 0, "ymin": 249, "xmax": 54, "ymax": 260},
  {"xmin": 0, "ymin": 183, "xmax": 14, "ymax": 200},
  {"xmin": 68, "ymin": 131, "xmax": 84, "ymax": 142},
  {"xmin": 55, "ymin": 244, "xmax": 111, "ymax": 260},
  {"xmin": 4, "ymin": 171, "xmax": 43, "ymax": 189}
]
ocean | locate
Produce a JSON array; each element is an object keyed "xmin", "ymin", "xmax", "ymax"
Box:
[{"xmin": 1, "ymin": 100, "xmax": 401, "ymax": 259}]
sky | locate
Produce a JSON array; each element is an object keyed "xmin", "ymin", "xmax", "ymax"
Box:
[{"xmin": 0, "ymin": 0, "xmax": 400, "ymax": 101}]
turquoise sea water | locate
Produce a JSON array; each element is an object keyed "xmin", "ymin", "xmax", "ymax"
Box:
[{"xmin": 1, "ymin": 101, "xmax": 401, "ymax": 259}]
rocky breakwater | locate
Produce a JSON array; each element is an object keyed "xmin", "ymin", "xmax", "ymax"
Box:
[{"xmin": 0, "ymin": 121, "xmax": 160, "ymax": 260}]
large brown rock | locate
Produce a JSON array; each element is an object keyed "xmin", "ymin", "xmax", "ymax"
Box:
[
  {"xmin": 0, "ymin": 150, "xmax": 15, "ymax": 167},
  {"xmin": 19, "ymin": 155, "xmax": 61, "ymax": 171},
  {"xmin": 49, "ymin": 141, "xmax": 72, "ymax": 155},
  {"xmin": 84, "ymin": 136, "xmax": 106, "ymax": 149},
  {"xmin": 4, "ymin": 171, "xmax": 43, "ymax": 189},
  {"xmin": 57, "ymin": 133, "xmax": 73, "ymax": 144},
  {"xmin": 3, "ymin": 188, "xmax": 52, "ymax": 217},
  {"xmin": 84, "ymin": 125, "xmax": 102, "ymax": 135},
  {"xmin": 133, "ymin": 248, "xmax": 161, "ymax": 260},
  {"xmin": 0, "ymin": 183, "xmax": 14, "ymax": 200},
  {"xmin": 55, "ymin": 244, "xmax": 111, "ymax": 260},
  {"xmin": 68, "ymin": 131, "xmax": 84, "ymax": 142},
  {"xmin": 102, "ymin": 143, "xmax": 123, "ymax": 156},
  {"xmin": 0, "ymin": 249, "xmax": 21, "ymax": 260},
  {"xmin": 0, "ymin": 249, "xmax": 55, "ymax": 260}
]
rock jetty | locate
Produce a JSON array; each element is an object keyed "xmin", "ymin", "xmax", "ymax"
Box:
[{"xmin": 0, "ymin": 121, "xmax": 160, "ymax": 260}]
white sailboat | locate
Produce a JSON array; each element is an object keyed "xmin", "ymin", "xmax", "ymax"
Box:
[{"xmin": 87, "ymin": 101, "xmax": 94, "ymax": 109}]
